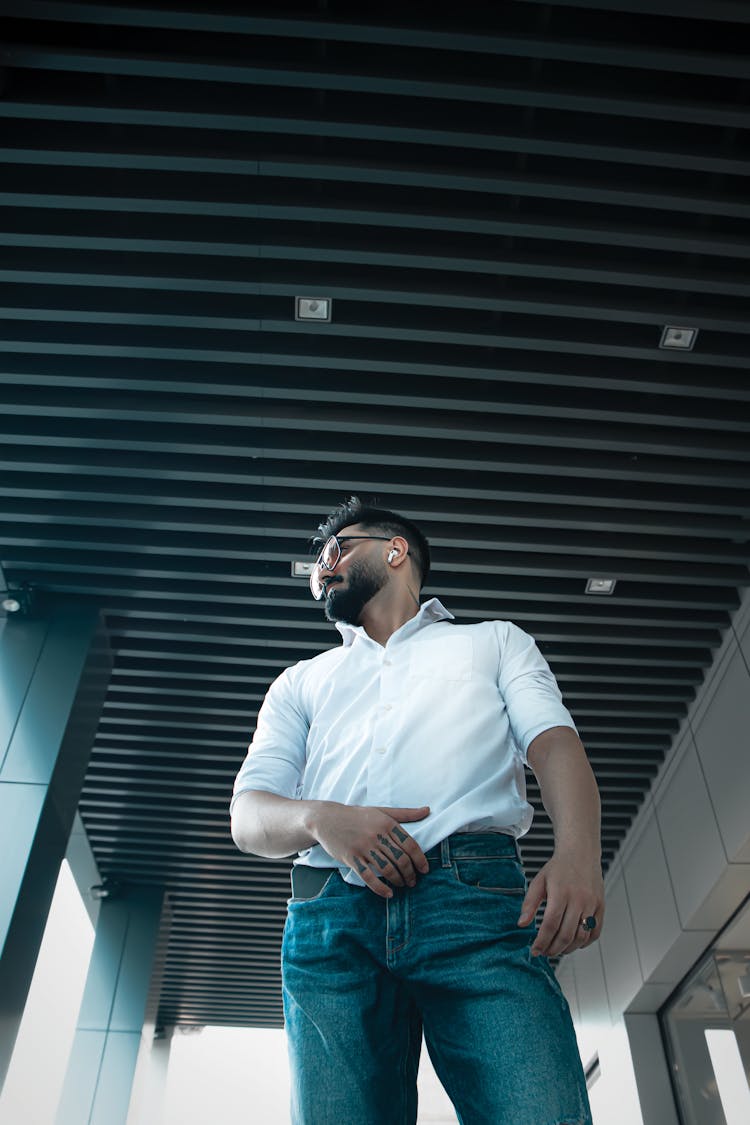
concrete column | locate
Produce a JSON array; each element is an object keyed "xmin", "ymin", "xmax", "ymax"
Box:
[
  {"xmin": 56, "ymin": 886, "xmax": 171, "ymax": 1125},
  {"xmin": 126, "ymin": 1025, "xmax": 174, "ymax": 1125},
  {"xmin": 624, "ymin": 1014, "xmax": 679, "ymax": 1125},
  {"xmin": 0, "ymin": 608, "xmax": 110, "ymax": 1089}
]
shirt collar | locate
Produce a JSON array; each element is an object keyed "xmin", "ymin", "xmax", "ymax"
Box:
[{"xmin": 335, "ymin": 597, "xmax": 454, "ymax": 648}]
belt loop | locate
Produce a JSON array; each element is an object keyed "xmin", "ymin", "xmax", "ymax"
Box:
[{"xmin": 440, "ymin": 836, "xmax": 451, "ymax": 868}]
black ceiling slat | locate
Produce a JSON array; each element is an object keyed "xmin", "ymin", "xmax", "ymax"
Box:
[
  {"xmin": 3, "ymin": 467, "xmax": 749, "ymax": 528},
  {"xmin": 5, "ymin": 19, "xmax": 750, "ymax": 80},
  {"xmin": 3, "ymin": 498, "xmax": 748, "ymax": 563},
  {"xmin": 3, "ymin": 81, "xmax": 750, "ymax": 137},
  {"xmin": 16, "ymin": 1, "xmax": 750, "ymax": 40},
  {"xmin": 0, "ymin": 582, "xmax": 739, "ymax": 628},
  {"xmin": 5, "ymin": 345, "xmax": 750, "ymax": 408},
  {"xmin": 4, "ymin": 239, "xmax": 750, "ymax": 306},
  {"xmin": 3, "ymin": 158, "xmax": 750, "ymax": 227},
  {"xmin": 5, "ymin": 118, "xmax": 742, "ymax": 195},
  {"xmin": 2, "ymin": 276, "xmax": 750, "ymax": 342},
  {"xmin": 2, "ymin": 414, "xmax": 750, "ymax": 486},
  {"xmin": 519, "ymin": 1, "xmax": 750, "ymax": 24},
  {"xmin": 2, "ymin": 80, "xmax": 747, "ymax": 147},
  {"xmin": 7, "ymin": 564, "xmax": 740, "ymax": 616},
  {"xmin": 4, "ymin": 364, "xmax": 750, "ymax": 438},
  {"xmin": 5, "ymin": 196, "xmax": 750, "ymax": 262},
  {"xmin": 5, "ymin": 534, "xmax": 748, "ymax": 587},
  {"xmin": 1, "ymin": 100, "xmax": 748, "ymax": 179},
  {"xmin": 4, "ymin": 386, "xmax": 750, "ymax": 457},
  {"xmin": 3, "ymin": 490, "xmax": 749, "ymax": 542}
]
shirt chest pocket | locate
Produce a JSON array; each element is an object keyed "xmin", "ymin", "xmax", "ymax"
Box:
[{"xmin": 409, "ymin": 635, "xmax": 473, "ymax": 682}]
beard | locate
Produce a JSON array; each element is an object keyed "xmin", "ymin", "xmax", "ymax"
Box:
[{"xmin": 323, "ymin": 556, "xmax": 387, "ymax": 625}]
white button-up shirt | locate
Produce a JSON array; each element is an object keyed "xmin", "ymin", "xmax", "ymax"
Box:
[{"xmin": 231, "ymin": 598, "xmax": 576, "ymax": 881}]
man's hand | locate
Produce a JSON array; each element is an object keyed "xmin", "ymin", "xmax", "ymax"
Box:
[
  {"xmin": 517, "ymin": 848, "xmax": 605, "ymax": 957},
  {"xmin": 522, "ymin": 726, "xmax": 605, "ymax": 957},
  {"xmin": 310, "ymin": 802, "xmax": 431, "ymax": 899}
]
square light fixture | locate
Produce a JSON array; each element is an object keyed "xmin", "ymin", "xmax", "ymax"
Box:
[
  {"xmin": 659, "ymin": 325, "xmax": 697, "ymax": 351},
  {"xmin": 1, "ymin": 583, "xmax": 36, "ymax": 616},
  {"xmin": 291, "ymin": 560, "xmax": 316, "ymax": 577},
  {"xmin": 295, "ymin": 297, "xmax": 332, "ymax": 322},
  {"xmin": 586, "ymin": 577, "xmax": 617, "ymax": 595}
]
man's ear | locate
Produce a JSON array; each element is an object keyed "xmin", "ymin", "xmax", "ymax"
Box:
[{"xmin": 386, "ymin": 535, "xmax": 410, "ymax": 567}]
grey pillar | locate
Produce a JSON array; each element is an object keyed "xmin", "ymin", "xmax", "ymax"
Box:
[
  {"xmin": 56, "ymin": 886, "xmax": 171, "ymax": 1125},
  {"xmin": 126, "ymin": 1024, "xmax": 174, "ymax": 1125},
  {"xmin": 624, "ymin": 1013, "xmax": 680, "ymax": 1125},
  {"xmin": 0, "ymin": 608, "xmax": 111, "ymax": 1089}
]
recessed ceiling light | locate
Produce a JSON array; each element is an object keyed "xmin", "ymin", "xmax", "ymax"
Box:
[
  {"xmin": 586, "ymin": 577, "xmax": 617, "ymax": 595},
  {"xmin": 1, "ymin": 584, "xmax": 35, "ymax": 615},
  {"xmin": 295, "ymin": 297, "xmax": 332, "ymax": 322},
  {"xmin": 291, "ymin": 560, "xmax": 316, "ymax": 577},
  {"xmin": 659, "ymin": 325, "xmax": 697, "ymax": 351}
]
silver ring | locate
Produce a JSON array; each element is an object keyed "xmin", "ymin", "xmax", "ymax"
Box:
[{"xmin": 580, "ymin": 915, "xmax": 597, "ymax": 932}]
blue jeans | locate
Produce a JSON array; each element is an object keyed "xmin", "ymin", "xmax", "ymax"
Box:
[{"xmin": 281, "ymin": 833, "xmax": 592, "ymax": 1124}]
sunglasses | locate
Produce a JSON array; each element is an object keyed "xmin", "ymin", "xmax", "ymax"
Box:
[{"xmin": 309, "ymin": 535, "xmax": 392, "ymax": 600}]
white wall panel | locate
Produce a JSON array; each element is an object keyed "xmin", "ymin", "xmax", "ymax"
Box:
[
  {"xmin": 623, "ymin": 814, "xmax": 680, "ymax": 981},
  {"xmin": 655, "ymin": 740, "xmax": 726, "ymax": 929},
  {"xmin": 572, "ymin": 941, "xmax": 610, "ymax": 1029},
  {"xmin": 692, "ymin": 642, "xmax": 750, "ymax": 864},
  {"xmin": 737, "ymin": 614, "xmax": 750, "ymax": 676},
  {"xmin": 570, "ymin": 941, "xmax": 610, "ymax": 1074},
  {"xmin": 556, "ymin": 960, "xmax": 580, "ymax": 1024},
  {"xmin": 598, "ymin": 873, "xmax": 642, "ymax": 1018}
]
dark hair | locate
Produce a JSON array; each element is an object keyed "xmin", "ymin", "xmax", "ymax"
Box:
[{"xmin": 312, "ymin": 496, "xmax": 431, "ymax": 587}]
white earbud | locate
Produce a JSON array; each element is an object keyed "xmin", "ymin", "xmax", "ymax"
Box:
[{"xmin": 387, "ymin": 549, "xmax": 397, "ymax": 563}]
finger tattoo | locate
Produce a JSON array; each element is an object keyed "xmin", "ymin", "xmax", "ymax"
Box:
[
  {"xmin": 354, "ymin": 858, "xmax": 366, "ymax": 874},
  {"xmin": 377, "ymin": 834, "xmax": 404, "ymax": 861},
  {"xmin": 391, "ymin": 826, "xmax": 408, "ymax": 843},
  {"xmin": 369, "ymin": 850, "xmax": 388, "ymax": 870}
]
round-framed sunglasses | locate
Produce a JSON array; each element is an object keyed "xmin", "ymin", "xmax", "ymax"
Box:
[{"xmin": 309, "ymin": 534, "xmax": 392, "ymax": 601}]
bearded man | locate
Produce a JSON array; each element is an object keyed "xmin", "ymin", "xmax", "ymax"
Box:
[{"xmin": 231, "ymin": 497, "xmax": 603, "ymax": 1125}]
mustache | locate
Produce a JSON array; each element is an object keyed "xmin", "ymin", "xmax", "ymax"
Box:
[{"xmin": 322, "ymin": 576, "xmax": 343, "ymax": 595}]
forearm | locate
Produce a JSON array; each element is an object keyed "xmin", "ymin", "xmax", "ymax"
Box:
[
  {"xmin": 231, "ymin": 789, "xmax": 327, "ymax": 857},
  {"xmin": 231, "ymin": 790, "xmax": 431, "ymax": 898},
  {"xmin": 521, "ymin": 726, "xmax": 605, "ymax": 955},
  {"xmin": 527, "ymin": 726, "xmax": 601, "ymax": 861}
]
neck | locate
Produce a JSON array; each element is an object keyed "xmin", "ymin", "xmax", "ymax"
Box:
[{"xmin": 357, "ymin": 582, "xmax": 421, "ymax": 646}]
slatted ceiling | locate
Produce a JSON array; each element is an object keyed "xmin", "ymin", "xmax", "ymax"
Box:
[{"xmin": 1, "ymin": 1, "xmax": 749, "ymax": 1029}]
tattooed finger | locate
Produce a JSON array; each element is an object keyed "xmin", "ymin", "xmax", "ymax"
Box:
[
  {"xmin": 392, "ymin": 825, "xmax": 408, "ymax": 843},
  {"xmin": 354, "ymin": 857, "xmax": 367, "ymax": 874},
  {"xmin": 376, "ymin": 833, "xmax": 402, "ymax": 859},
  {"xmin": 369, "ymin": 850, "xmax": 388, "ymax": 870}
]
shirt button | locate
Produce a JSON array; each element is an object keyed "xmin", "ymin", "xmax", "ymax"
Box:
[
  {"xmin": 383, "ymin": 659, "xmax": 392, "ymax": 666},
  {"xmin": 382, "ymin": 703, "xmax": 392, "ymax": 711},
  {"xmin": 375, "ymin": 746, "xmax": 387, "ymax": 755}
]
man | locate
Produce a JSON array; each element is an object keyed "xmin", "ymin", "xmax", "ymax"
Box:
[{"xmin": 231, "ymin": 497, "xmax": 604, "ymax": 1125}]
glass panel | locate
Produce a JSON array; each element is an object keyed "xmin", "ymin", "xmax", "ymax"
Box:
[
  {"xmin": 705, "ymin": 1030, "xmax": 750, "ymax": 1125},
  {"xmin": 661, "ymin": 897, "xmax": 750, "ymax": 1125}
]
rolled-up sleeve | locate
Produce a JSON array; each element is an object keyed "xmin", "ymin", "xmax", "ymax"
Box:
[
  {"xmin": 497, "ymin": 622, "xmax": 577, "ymax": 763},
  {"xmin": 230, "ymin": 667, "xmax": 309, "ymax": 812}
]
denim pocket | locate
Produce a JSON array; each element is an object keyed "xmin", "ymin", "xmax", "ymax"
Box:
[{"xmin": 452, "ymin": 856, "xmax": 526, "ymax": 895}]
